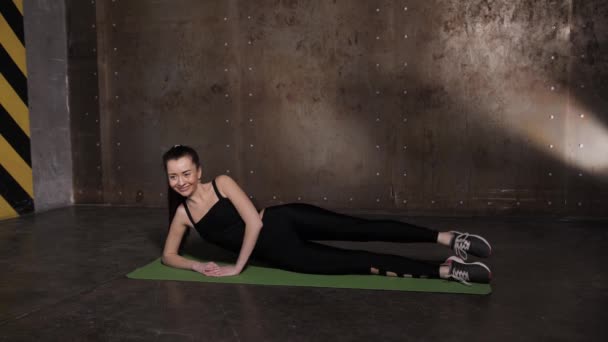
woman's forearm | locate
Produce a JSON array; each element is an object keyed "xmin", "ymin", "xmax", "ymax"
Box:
[
  {"xmin": 161, "ymin": 253, "xmax": 200, "ymax": 271},
  {"xmin": 235, "ymin": 224, "xmax": 263, "ymax": 271}
]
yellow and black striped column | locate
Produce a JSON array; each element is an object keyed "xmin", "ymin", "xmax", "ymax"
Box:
[{"xmin": 0, "ymin": 0, "xmax": 33, "ymax": 220}]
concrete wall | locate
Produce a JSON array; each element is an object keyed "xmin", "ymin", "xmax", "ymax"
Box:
[
  {"xmin": 25, "ymin": 0, "xmax": 73, "ymax": 212},
  {"xmin": 71, "ymin": 0, "xmax": 608, "ymax": 217}
]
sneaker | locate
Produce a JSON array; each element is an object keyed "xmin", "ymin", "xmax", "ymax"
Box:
[
  {"xmin": 444, "ymin": 256, "xmax": 492, "ymax": 285},
  {"xmin": 450, "ymin": 231, "xmax": 492, "ymax": 260}
]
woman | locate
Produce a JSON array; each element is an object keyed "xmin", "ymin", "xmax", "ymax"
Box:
[{"xmin": 161, "ymin": 145, "xmax": 492, "ymax": 285}]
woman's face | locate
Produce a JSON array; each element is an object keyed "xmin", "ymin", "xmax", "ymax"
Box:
[{"xmin": 166, "ymin": 156, "xmax": 202, "ymax": 197}]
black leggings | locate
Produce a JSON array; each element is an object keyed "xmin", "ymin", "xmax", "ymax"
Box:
[{"xmin": 254, "ymin": 203, "xmax": 441, "ymax": 278}]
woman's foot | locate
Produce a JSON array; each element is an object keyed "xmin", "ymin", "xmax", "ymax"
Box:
[
  {"xmin": 449, "ymin": 231, "xmax": 492, "ymax": 260},
  {"xmin": 440, "ymin": 256, "xmax": 492, "ymax": 285}
]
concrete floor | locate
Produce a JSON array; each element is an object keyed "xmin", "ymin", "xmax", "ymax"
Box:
[{"xmin": 0, "ymin": 206, "xmax": 606, "ymax": 341}]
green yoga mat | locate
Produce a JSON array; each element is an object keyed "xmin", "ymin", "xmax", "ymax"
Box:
[{"xmin": 127, "ymin": 255, "xmax": 491, "ymax": 295}]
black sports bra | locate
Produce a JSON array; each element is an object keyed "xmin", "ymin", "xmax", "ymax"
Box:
[{"xmin": 182, "ymin": 178, "xmax": 245, "ymax": 252}]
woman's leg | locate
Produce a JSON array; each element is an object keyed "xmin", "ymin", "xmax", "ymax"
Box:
[
  {"xmin": 257, "ymin": 207, "xmax": 491, "ymax": 283},
  {"xmin": 271, "ymin": 203, "xmax": 438, "ymax": 243},
  {"xmin": 257, "ymin": 219, "xmax": 440, "ymax": 278},
  {"xmin": 271, "ymin": 240, "xmax": 491, "ymax": 283},
  {"xmin": 291, "ymin": 241, "xmax": 441, "ymax": 278}
]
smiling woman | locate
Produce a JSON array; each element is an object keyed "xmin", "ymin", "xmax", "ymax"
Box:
[
  {"xmin": 166, "ymin": 161, "xmax": 199, "ymax": 199},
  {"xmin": 161, "ymin": 145, "xmax": 266, "ymax": 277},
  {"xmin": 162, "ymin": 145, "xmax": 200, "ymax": 252},
  {"xmin": 160, "ymin": 145, "xmax": 493, "ymax": 284}
]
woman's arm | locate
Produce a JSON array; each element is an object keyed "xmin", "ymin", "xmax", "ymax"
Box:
[
  {"xmin": 203, "ymin": 175, "xmax": 264, "ymax": 276},
  {"xmin": 234, "ymin": 223, "xmax": 263, "ymax": 272},
  {"xmin": 161, "ymin": 205, "xmax": 214, "ymax": 272}
]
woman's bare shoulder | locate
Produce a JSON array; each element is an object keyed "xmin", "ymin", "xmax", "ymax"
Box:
[
  {"xmin": 172, "ymin": 203, "xmax": 190, "ymax": 225},
  {"xmin": 214, "ymin": 174, "xmax": 234, "ymax": 197}
]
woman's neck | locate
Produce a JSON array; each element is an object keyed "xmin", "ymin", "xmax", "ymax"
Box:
[{"xmin": 186, "ymin": 182, "xmax": 211, "ymax": 204}]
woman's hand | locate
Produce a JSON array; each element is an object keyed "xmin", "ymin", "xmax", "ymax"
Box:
[
  {"xmin": 202, "ymin": 264, "xmax": 241, "ymax": 277},
  {"xmin": 192, "ymin": 262, "xmax": 241, "ymax": 277},
  {"xmin": 192, "ymin": 261, "xmax": 219, "ymax": 274}
]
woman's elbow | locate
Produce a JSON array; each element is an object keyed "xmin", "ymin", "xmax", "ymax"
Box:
[
  {"xmin": 246, "ymin": 220, "xmax": 263, "ymax": 230},
  {"xmin": 161, "ymin": 254, "xmax": 174, "ymax": 265}
]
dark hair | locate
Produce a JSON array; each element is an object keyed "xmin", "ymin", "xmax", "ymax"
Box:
[{"xmin": 162, "ymin": 145, "xmax": 201, "ymax": 251}]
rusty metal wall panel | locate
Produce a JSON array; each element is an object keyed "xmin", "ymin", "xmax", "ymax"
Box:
[
  {"xmin": 68, "ymin": 0, "xmax": 103, "ymax": 203},
  {"xmin": 85, "ymin": 0, "xmax": 607, "ymax": 216},
  {"xmin": 96, "ymin": 0, "xmax": 239, "ymax": 207},
  {"xmin": 567, "ymin": 0, "xmax": 608, "ymax": 216},
  {"xmin": 406, "ymin": 0, "xmax": 576, "ymax": 215}
]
